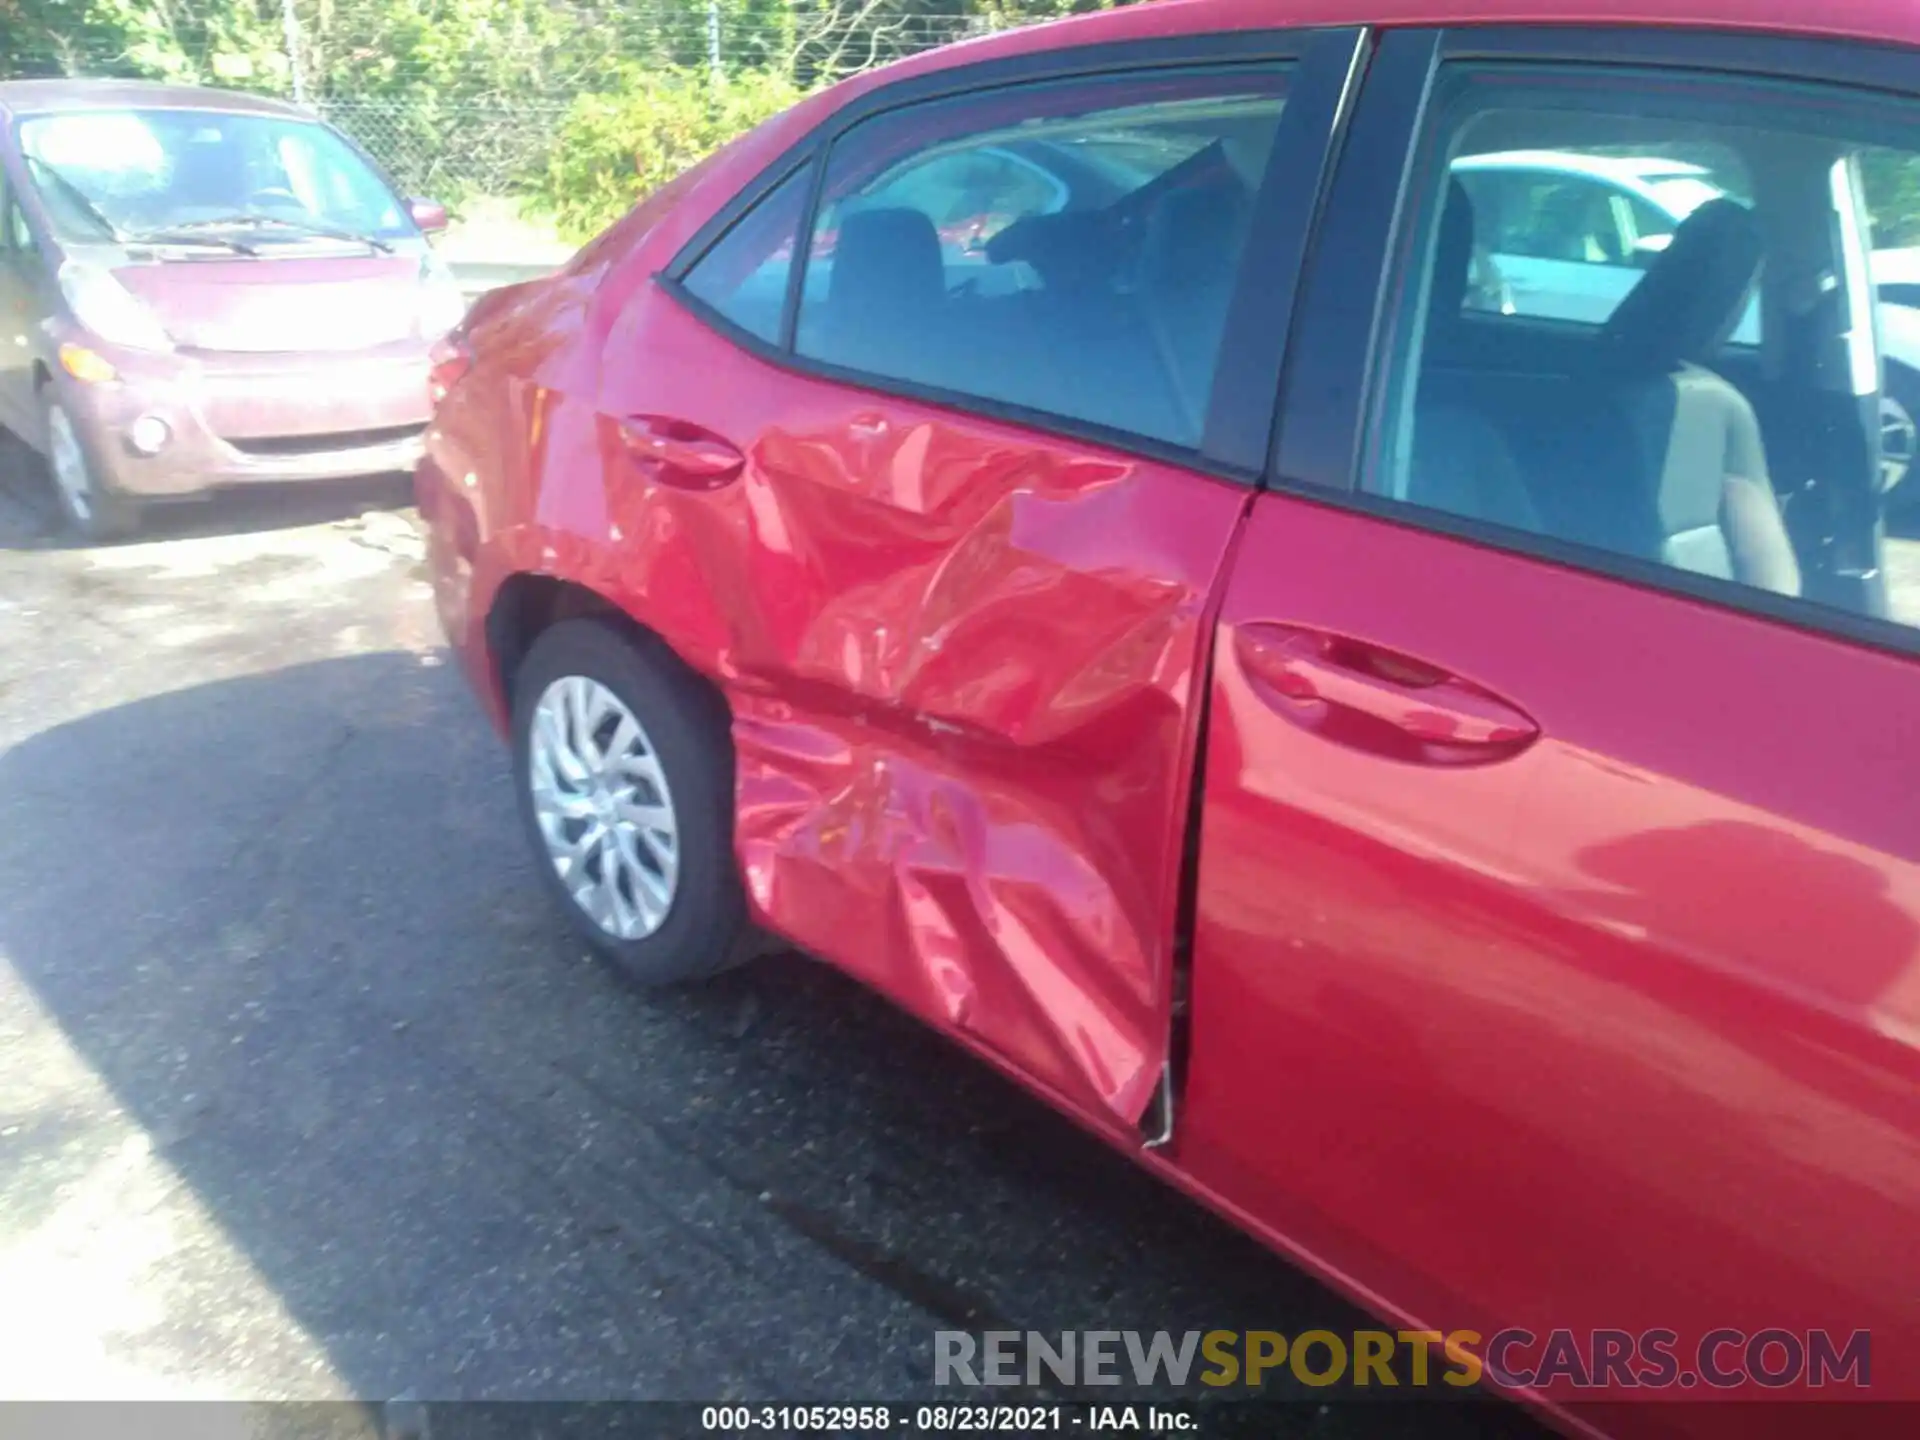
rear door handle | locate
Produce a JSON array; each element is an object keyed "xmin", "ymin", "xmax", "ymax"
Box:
[
  {"xmin": 1235, "ymin": 623, "xmax": 1539, "ymax": 763},
  {"xmin": 615, "ymin": 415, "xmax": 745, "ymax": 489}
]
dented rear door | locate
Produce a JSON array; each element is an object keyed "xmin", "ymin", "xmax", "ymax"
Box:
[{"xmin": 594, "ymin": 28, "xmax": 1363, "ymax": 1128}]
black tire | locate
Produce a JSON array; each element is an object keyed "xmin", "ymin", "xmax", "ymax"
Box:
[
  {"xmin": 510, "ymin": 617, "xmax": 763, "ymax": 987},
  {"xmin": 41, "ymin": 388, "xmax": 142, "ymax": 542}
]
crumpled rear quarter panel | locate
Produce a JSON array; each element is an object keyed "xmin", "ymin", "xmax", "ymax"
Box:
[
  {"xmin": 559, "ymin": 285, "xmax": 1250, "ymax": 1125},
  {"xmin": 423, "ymin": 33, "xmax": 1248, "ymax": 1128}
]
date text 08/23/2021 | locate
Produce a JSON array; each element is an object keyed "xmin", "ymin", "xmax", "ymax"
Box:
[{"xmin": 701, "ymin": 1404, "xmax": 1193, "ymax": 1432}]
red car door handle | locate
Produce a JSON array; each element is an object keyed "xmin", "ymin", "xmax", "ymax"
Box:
[
  {"xmin": 1235, "ymin": 623, "xmax": 1539, "ymax": 761},
  {"xmin": 616, "ymin": 415, "xmax": 745, "ymax": 489}
]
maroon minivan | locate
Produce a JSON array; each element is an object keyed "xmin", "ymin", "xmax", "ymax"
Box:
[{"xmin": 0, "ymin": 79, "xmax": 463, "ymax": 538}]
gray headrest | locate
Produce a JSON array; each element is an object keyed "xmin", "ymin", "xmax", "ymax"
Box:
[
  {"xmin": 1140, "ymin": 183, "xmax": 1250, "ymax": 295},
  {"xmin": 828, "ymin": 207, "xmax": 945, "ymax": 320},
  {"xmin": 1601, "ymin": 199, "xmax": 1762, "ymax": 369},
  {"xmin": 1429, "ymin": 179, "xmax": 1477, "ymax": 329}
]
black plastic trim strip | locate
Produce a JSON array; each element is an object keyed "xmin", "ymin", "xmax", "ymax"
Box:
[
  {"xmin": 1268, "ymin": 27, "xmax": 1438, "ymax": 496},
  {"xmin": 1440, "ymin": 24, "xmax": 1920, "ymax": 99},
  {"xmin": 1201, "ymin": 26, "xmax": 1370, "ymax": 473}
]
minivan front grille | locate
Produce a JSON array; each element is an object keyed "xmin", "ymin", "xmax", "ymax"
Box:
[{"xmin": 225, "ymin": 424, "xmax": 427, "ymax": 457}]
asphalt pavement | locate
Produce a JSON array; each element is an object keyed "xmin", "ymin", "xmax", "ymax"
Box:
[{"xmin": 0, "ymin": 440, "xmax": 1552, "ymax": 1438}]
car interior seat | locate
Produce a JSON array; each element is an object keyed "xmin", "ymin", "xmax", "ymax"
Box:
[
  {"xmin": 809, "ymin": 206, "xmax": 950, "ymax": 380},
  {"xmin": 1136, "ymin": 181, "xmax": 1253, "ymax": 445},
  {"xmin": 1405, "ymin": 181, "xmax": 1546, "ymax": 532},
  {"xmin": 1425, "ymin": 191, "xmax": 1802, "ymax": 596},
  {"xmin": 1588, "ymin": 197, "xmax": 1802, "ymax": 594}
]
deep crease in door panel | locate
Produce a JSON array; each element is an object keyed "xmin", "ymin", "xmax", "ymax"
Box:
[{"xmin": 462, "ymin": 289, "xmax": 1253, "ymax": 1125}]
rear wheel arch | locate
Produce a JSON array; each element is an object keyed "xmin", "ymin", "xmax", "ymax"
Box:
[
  {"xmin": 484, "ymin": 573, "xmax": 730, "ymax": 729},
  {"xmin": 509, "ymin": 615, "xmax": 768, "ymax": 985}
]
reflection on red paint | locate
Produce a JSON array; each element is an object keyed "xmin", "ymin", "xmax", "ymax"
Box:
[{"xmin": 1185, "ymin": 497, "xmax": 1920, "ymax": 1427}]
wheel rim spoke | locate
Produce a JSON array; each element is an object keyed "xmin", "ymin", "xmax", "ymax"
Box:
[
  {"xmin": 611, "ymin": 786, "xmax": 667, "ymax": 824},
  {"xmin": 600, "ymin": 843, "xmax": 637, "ymax": 935},
  {"xmin": 536, "ymin": 705, "xmax": 591, "ymax": 787},
  {"xmin": 1881, "ymin": 398, "xmax": 1916, "ymax": 490},
  {"xmin": 611, "ymin": 747, "xmax": 666, "ymax": 786},
  {"xmin": 528, "ymin": 673, "xmax": 681, "ymax": 941},
  {"xmin": 607, "ymin": 825, "xmax": 657, "ymax": 928},
  {"xmin": 602, "ymin": 713, "xmax": 640, "ymax": 771},
  {"xmin": 555, "ymin": 822, "xmax": 604, "ymax": 877}
]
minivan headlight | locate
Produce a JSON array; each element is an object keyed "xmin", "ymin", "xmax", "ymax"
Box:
[
  {"xmin": 418, "ymin": 252, "xmax": 469, "ymax": 340},
  {"xmin": 57, "ymin": 260, "xmax": 173, "ymax": 352}
]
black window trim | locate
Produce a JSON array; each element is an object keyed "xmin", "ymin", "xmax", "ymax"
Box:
[
  {"xmin": 670, "ymin": 155, "xmax": 816, "ymax": 346},
  {"xmin": 657, "ymin": 24, "xmax": 1370, "ymax": 487},
  {"xmin": 1269, "ymin": 22, "xmax": 1920, "ymax": 664}
]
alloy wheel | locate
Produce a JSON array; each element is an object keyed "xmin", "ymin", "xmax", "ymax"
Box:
[{"xmin": 526, "ymin": 674, "xmax": 680, "ymax": 940}]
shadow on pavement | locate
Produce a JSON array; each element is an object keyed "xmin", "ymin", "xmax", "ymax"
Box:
[{"xmin": 0, "ymin": 652, "xmax": 1540, "ymax": 1436}]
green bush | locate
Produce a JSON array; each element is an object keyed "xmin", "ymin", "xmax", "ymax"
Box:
[
  {"xmin": 1864, "ymin": 148, "xmax": 1920, "ymax": 247},
  {"xmin": 531, "ymin": 65, "xmax": 805, "ymax": 244}
]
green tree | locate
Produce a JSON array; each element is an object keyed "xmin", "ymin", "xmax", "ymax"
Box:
[
  {"xmin": 0, "ymin": 0, "xmax": 1151, "ymax": 223},
  {"xmin": 1863, "ymin": 147, "xmax": 1920, "ymax": 247},
  {"xmin": 530, "ymin": 60, "xmax": 804, "ymax": 241}
]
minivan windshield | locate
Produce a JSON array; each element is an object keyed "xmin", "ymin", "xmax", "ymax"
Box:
[{"xmin": 17, "ymin": 108, "xmax": 409, "ymax": 246}]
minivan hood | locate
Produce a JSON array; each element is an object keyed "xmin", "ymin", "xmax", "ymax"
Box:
[{"xmin": 95, "ymin": 246, "xmax": 426, "ymax": 353}]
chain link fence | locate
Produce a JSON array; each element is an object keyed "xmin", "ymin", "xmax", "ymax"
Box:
[
  {"xmin": 315, "ymin": 96, "xmax": 579, "ymax": 201},
  {"xmin": 0, "ymin": 8, "xmax": 1055, "ymax": 267},
  {"xmin": 304, "ymin": 15, "xmax": 1005, "ymax": 206}
]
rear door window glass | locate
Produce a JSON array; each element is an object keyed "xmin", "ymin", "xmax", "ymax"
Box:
[
  {"xmin": 1368, "ymin": 66, "xmax": 1920, "ymax": 637},
  {"xmin": 793, "ymin": 67, "xmax": 1291, "ymax": 449}
]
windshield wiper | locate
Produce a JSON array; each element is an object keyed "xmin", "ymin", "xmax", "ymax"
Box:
[
  {"xmin": 130, "ymin": 229, "xmax": 262, "ymax": 256},
  {"xmin": 164, "ymin": 213, "xmax": 393, "ymax": 253},
  {"xmin": 25, "ymin": 157, "xmax": 128, "ymax": 242}
]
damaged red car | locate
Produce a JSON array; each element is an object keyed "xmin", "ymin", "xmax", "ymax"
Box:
[{"xmin": 420, "ymin": 1, "xmax": 1920, "ymax": 1433}]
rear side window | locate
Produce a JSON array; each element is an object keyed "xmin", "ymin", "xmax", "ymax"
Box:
[
  {"xmin": 682, "ymin": 166, "xmax": 812, "ymax": 343},
  {"xmin": 793, "ymin": 67, "xmax": 1290, "ymax": 449},
  {"xmin": 1368, "ymin": 64, "xmax": 1920, "ymax": 639}
]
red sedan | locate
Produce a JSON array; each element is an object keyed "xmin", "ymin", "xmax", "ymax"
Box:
[{"xmin": 419, "ymin": 1, "xmax": 1920, "ymax": 1432}]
